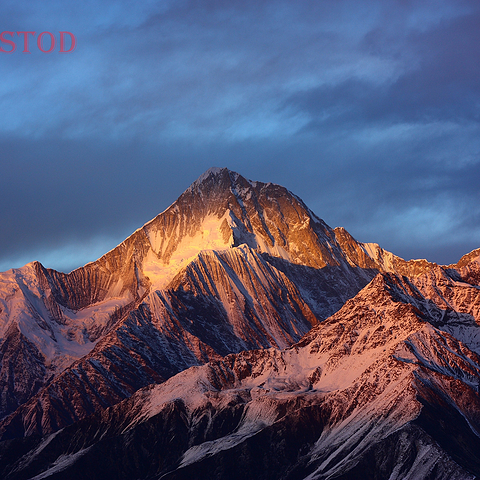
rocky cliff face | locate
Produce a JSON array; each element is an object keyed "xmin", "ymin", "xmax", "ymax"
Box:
[
  {"xmin": 0, "ymin": 167, "xmax": 379, "ymax": 425},
  {"xmin": 1, "ymin": 168, "xmax": 479, "ymax": 479},
  {"xmin": 333, "ymin": 225, "xmax": 437, "ymax": 276},
  {"xmin": 0, "ymin": 261, "xmax": 140, "ymax": 422},
  {"xmin": 0, "ymin": 241, "xmax": 378, "ymax": 440},
  {"xmin": 2, "ymin": 268, "xmax": 480, "ymax": 480}
]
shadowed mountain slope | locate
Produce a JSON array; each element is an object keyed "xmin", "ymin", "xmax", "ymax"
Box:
[{"xmin": 1, "ymin": 168, "xmax": 479, "ymax": 480}]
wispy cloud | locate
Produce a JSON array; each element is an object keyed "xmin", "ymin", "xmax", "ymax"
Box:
[{"xmin": 1, "ymin": 0, "xmax": 479, "ymax": 270}]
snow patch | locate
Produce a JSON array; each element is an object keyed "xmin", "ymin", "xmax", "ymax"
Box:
[
  {"xmin": 0, "ymin": 264, "xmax": 130, "ymax": 372},
  {"xmin": 143, "ymin": 213, "xmax": 233, "ymax": 289},
  {"xmin": 29, "ymin": 447, "xmax": 93, "ymax": 480}
]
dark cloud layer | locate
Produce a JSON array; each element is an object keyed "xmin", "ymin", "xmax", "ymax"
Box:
[{"xmin": 1, "ymin": 0, "xmax": 479, "ymax": 272}]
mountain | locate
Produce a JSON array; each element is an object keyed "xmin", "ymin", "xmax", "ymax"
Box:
[
  {"xmin": 2, "ymin": 256, "xmax": 480, "ymax": 480},
  {"xmin": 1, "ymin": 167, "xmax": 479, "ymax": 479},
  {"xmin": 0, "ymin": 167, "xmax": 380, "ymax": 430}
]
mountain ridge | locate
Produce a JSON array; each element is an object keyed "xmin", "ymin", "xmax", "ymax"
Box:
[
  {"xmin": 0, "ymin": 167, "xmax": 374, "ymax": 428},
  {"xmin": 1, "ymin": 167, "xmax": 479, "ymax": 479},
  {"xmin": 0, "ymin": 168, "xmax": 474, "ymax": 425},
  {"xmin": 3, "ymin": 270, "xmax": 480, "ymax": 479}
]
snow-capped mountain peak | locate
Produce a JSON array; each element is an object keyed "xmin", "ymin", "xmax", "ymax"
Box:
[{"xmin": 1, "ymin": 168, "xmax": 480, "ymax": 480}]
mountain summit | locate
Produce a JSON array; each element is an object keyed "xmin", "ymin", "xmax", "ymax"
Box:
[
  {"xmin": 1, "ymin": 168, "xmax": 479, "ymax": 479},
  {"xmin": 0, "ymin": 167, "xmax": 371, "ymax": 429}
]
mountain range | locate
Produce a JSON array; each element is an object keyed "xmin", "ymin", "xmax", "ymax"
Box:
[{"xmin": 1, "ymin": 167, "xmax": 479, "ymax": 479}]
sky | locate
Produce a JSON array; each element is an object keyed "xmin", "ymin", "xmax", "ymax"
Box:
[{"xmin": 1, "ymin": 0, "xmax": 480, "ymax": 272}]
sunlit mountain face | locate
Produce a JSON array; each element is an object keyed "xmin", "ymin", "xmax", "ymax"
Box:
[{"xmin": 1, "ymin": 168, "xmax": 480, "ymax": 480}]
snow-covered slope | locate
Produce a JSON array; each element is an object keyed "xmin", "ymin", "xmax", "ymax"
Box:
[
  {"xmin": 1, "ymin": 167, "xmax": 479, "ymax": 480},
  {"xmin": 0, "ymin": 245, "xmax": 317, "ymax": 439},
  {"xmin": 0, "ymin": 262, "xmax": 135, "ymax": 420},
  {"xmin": 0, "ymin": 167, "xmax": 377, "ymax": 423},
  {"xmin": 3, "ymin": 272, "xmax": 480, "ymax": 480},
  {"xmin": 333, "ymin": 226, "xmax": 437, "ymax": 276}
]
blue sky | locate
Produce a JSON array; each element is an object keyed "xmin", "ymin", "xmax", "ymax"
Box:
[{"xmin": 1, "ymin": 0, "xmax": 479, "ymax": 272}]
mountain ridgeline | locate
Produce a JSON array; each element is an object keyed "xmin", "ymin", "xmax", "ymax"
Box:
[{"xmin": 0, "ymin": 167, "xmax": 479, "ymax": 480}]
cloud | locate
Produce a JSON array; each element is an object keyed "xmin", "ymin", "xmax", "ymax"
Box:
[{"xmin": 1, "ymin": 0, "xmax": 479, "ymax": 270}]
